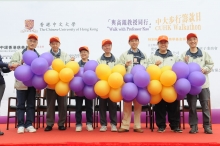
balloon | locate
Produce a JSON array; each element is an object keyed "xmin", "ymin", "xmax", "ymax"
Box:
[
  {"xmin": 95, "ymin": 64, "xmax": 111, "ymax": 80},
  {"xmin": 108, "ymin": 72, "xmax": 124, "ymax": 89},
  {"xmin": 177, "ymin": 94, "xmax": 186, "ymax": 100},
  {"xmin": 83, "ymin": 85, "xmax": 97, "ymax": 100},
  {"xmin": 133, "ymin": 70, "xmax": 150, "ymax": 88},
  {"xmin": 40, "ymin": 52, "xmax": 54, "ymax": 66},
  {"xmin": 146, "ymin": 65, "xmax": 161, "ymax": 80},
  {"xmin": 160, "ymin": 70, "xmax": 177, "ymax": 86},
  {"xmin": 69, "ymin": 77, "xmax": 85, "ymax": 92},
  {"xmin": 174, "ymin": 78, "xmax": 191, "ymax": 96},
  {"xmin": 160, "ymin": 86, "xmax": 177, "ymax": 103},
  {"xmin": 123, "ymin": 73, "xmax": 133, "ymax": 83},
  {"xmin": 65, "ymin": 61, "xmax": 80, "ymax": 75},
  {"xmin": 111, "ymin": 64, "xmax": 126, "ymax": 76},
  {"xmin": 109, "ymin": 88, "xmax": 123, "ymax": 102},
  {"xmin": 82, "ymin": 70, "xmax": 98, "ymax": 85},
  {"xmin": 94, "ymin": 80, "xmax": 110, "ymax": 97},
  {"xmin": 14, "ymin": 65, "xmax": 34, "ymax": 82},
  {"xmin": 32, "ymin": 75, "xmax": 47, "ymax": 89},
  {"xmin": 147, "ymin": 80, "xmax": 162, "ymax": 95},
  {"xmin": 75, "ymin": 67, "xmax": 84, "ymax": 77},
  {"xmin": 75, "ymin": 90, "xmax": 84, "ymax": 97},
  {"xmin": 172, "ymin": 62, "xmax": 189, "ymax": 79},
  {"xmin": 59, "ymin": 68, "xmax": 74, "ymax": 83},
  {"xmin": 22, "ymin": 50, "xmax": 38, "ymax": 65},
  {"xmin": 123, "ymin": 98, "xmax": 133, "ymax": 102},
  {"xmin": 188, "ymin": 62, "xmax": 201, "ymax": 73},
  {"xmin": 150, "ymin": 94, "xmax": 162, "ymax": 104},
  {"xmin": 161, "ymin": 66, "xmax": 172, "ymax": 73},
  {"xmin": 100, "ymin": 93, "xmax": 109, "ymax": 99},
  {"xmin": 44, "ymin": 70, "xmax": 59, "ymax": 85},
  {"xmin": 31, "ymin": 58, "xmax": 49, "ymax": 75},
  {"xmin": 55, "ymin": 81, "xmax": 70, "ymax": 96},
  {"xmin": 22, "ymin": 78, "xmax": 33, "ymax": 87},
  {"xmin": 121, "ymin": 83, "xmax": 138, "ymax": 101},
  {"xmin": 84, "ymin": 60, "xmax": 98, "ymax": 72},
  {"xmin": 188, "ymin": 71, "xmax": 206, "ymax": 87},
  {"xmin": 48, "ymin": 84, "xmax": 56, "ymax": 89},
  {"xmin": 52, "ymin": 59, "xmax": 65, "ymax": 72},
  {"xmin": 189, "ymin": 86, "xmax": 202, "ymax": 95},
  {"xmin": 136, "ymin": 88, "xmax": 151, "ymax": 105},
  {"xmin": 131, "ymin": 65, "xmax": 145, "ymax": 75}
]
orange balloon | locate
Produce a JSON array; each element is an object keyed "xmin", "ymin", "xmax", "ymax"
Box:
[
  {"xmin": 150, "ymin": 94, "xmax": 162, "ymax": 104},
  {"xmin": 108, "ymin": 72, "xmax": 124, "ymax": 89},
  {"xmin": 52, "ymin": 59, "xmax": 65, "ymax": 72},
  {"xmin": 48, "ymin": 84, "xmax": 56, "ymax": 89},
  {"xmin": 111, "ymin": 64, "xmax": 126, "ymax": 76},
  {"xmin": 95, "ymin": 64, "xmax": 111, "ymax": 80},
  {"xmin": 160, "ymin": 86, "xmax": 177, "ymax": 103},
  {"xmin": 65, "ymin": 61, "xmax": 80, "ymax": 75},
  {"xmin": 160, "ymin": 70, "xmax": 177, "ymax": 86},
  {"xmin": 161, "ymin": 66, "xmax": 172, "ymax": 73},
  {"xmin": 147, "ymin": 80, "xmax": 162, "ymax": 95},
  {"xmin": 109, "ymin": 88, "xmax": 123, "ymax": 102},
  {"xmin": 44, "ymin": 70, "xmax": 59, "ymax": 85},
  {"xmin": 59, "ymin": 68, "xmax": 74, "ymax": 83},
  {"xmin": 55, "ymin": 81, "xmax": 70, "ymax": 96},
  {"xmin": 146, "ymin": 65, "xmax": 161, "ymax": 80},
  {"xmin": 100, "ymin": 94, "xmax": 109, "ymax": 99},
  {"xmin": 94, "ymin": 80, "xmax": 110, "ymax": 97}
]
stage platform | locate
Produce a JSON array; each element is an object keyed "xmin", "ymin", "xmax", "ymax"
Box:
[{"xmin": 0, "ymin": 123, "xmax": 219, "ymax": 146}]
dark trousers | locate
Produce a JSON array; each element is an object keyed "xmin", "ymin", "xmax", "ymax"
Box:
[
  {"xmin": 0, "ymin": 84, "xmax": 5, "ymax": 106},
  {"xmin": 99, "ymin": 97, "xmax": 117, "ymax": 126},
  {"xmin": 155, "ymin": 99, "xmax": 180, "ymax": 129},
  {"xmin": 75, "ymin": 96, "xmax": 93, "ymax": 126},
  {"xmin": 187, "ymin": 88, "xmax": 211, "ymax": 128},
  {"xmin": 46, "ymin": 89, "xmax": 67, "ymax": 127},
  {"xmin": 16, "ymin": 87, "xmax": 36, "ymax": 128}
]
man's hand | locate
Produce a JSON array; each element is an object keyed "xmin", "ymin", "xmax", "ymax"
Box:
[
  {"xmin": 9, "ymin": 63, "xmax": 20, "ymax": 71},
  {"xmin": 184, "ymin": 55, "xmax": 189, "ymax": 63},
  {"xmin": 70, "ymin": 57, "xmax": 75, "ymax": 61},
  {"xmin": 125, "ymin": 60, "xmax": 132, "ymax": 67},
  {"xmin": 201, "ymin": 68, "xmax": 206, "ymax": 74},
  {"xmin": 155, "ymin": 60, "xmax": 162, "ymax": 66}
]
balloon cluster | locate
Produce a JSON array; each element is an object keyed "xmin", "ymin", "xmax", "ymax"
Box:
[
  {"xmin": 173, "ymin": 62, "xmax": 206, "ymax": 100},
  {"xmin": 95, "ymin": 64, "xmax": 126, "ymax": 102},
  {"xmin": 14, "ymin": 51, "xmax": 53, "ymax": 89},
  {"xmin": 123, "ymin": 65, "xmax": 151, "ymax": 105}
]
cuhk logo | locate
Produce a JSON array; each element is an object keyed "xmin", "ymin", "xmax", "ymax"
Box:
[{"xmin": 21, "ymin": 19, "xmax": 38, "ymax": 33}]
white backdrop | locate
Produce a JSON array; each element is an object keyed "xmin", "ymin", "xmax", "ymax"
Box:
[{"xmin": 0, "ymin": 0, "xmax": 219, "ymax": 116}]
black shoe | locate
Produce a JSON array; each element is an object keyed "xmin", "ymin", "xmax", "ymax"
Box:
[
  {"xmin": 157, "ymin": 127, "xmax": 165, "ymax": 133},
  {"xmin": 172, "ymin": 127, "xmax": 183, "ymax": 133},
  {"xmin": 189, "ymin": 125, "xmax": 198, "ymax": 134},
  {"xmin": 58, "ymin": 126, "xmax": 66, "ymax": 131},
  {"xmin": 204, "ymin": 127, "xmax": 213, "ymax": 134},
  {"xmin": 0, "ymin": 131, "xmax": 4, "ymax": 135},
  {"xmin": 44, "ymin": 126, "xmax": 52, "ymax": 131}
]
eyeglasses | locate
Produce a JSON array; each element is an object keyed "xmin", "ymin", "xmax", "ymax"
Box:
[{"xmin": 28, "ymin": 40, "xmax": 38, "ymax": 44}]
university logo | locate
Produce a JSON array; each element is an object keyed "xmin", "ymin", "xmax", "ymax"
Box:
[{"xmin": 21, "ymin": 19, "xmax": 38, "ymax": 33}]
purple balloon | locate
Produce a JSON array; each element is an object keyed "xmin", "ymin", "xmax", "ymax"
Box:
[
  {"xmin": 188, "ymin": 71, "xmax": 206, "ymax": 87},
  {"xmin": 123, "ymin": 73, "xmax": 133, "ymax": 83},
  {"xmin": 123, "ymin": 98, "xmax": 133, "ymax": 102},
  {"xmin": 177, "ymin": 94, "xmax": 186, "ymax": 100},
  {"xmin": 40, "ymin": 52, "xmax": 54, "ymax": 66},
  {"xmin": 32, "ymin": 75, "xmax": 47, "ymax": 89},
  {"xmin": 22, "ymin": 78, "xmax": 33, "ymax": 87},
  {"xmin": 121, "ymin": 83, "xmax": 138, "ymax": 101},
  {"xmin": 133, "ymin": 70, "xmax": 150, "ymax": 88},
  {"xmin": 23, "ymin": 50, "xmax": 38, "ymax": 65},
  {"xmin": 84, "ymin": 60, "xmax": 98, "ymax": 72},
  {"xmin": 75, "ymin": 90, "xmax": 84, "ymax": 97},
  {"xmin": 75, "ymin": 67, "xmax": 84, "ymax": 77},
  {"xmin": 83, "ymin": 85, "xmax": 97, "ymax": 100},
  {"xmin": 174, "ymin": 78, "xmax": 191, "ymax": 96},
  {"xmin": 188, "ymin": 62, "xmax": 201, "ymax": 73},
  {"xmin": 130, "ymin": 65, "xmax": 145, "ymax": 75},
  {"xmin": 31, "ymin": 58, "xmax": 49, "ymax": 75},
  {"xmin": 189, "ymin": 86, "xmax": 202, "ymax": 95},
  {"xmin": 69, "ymin": 77, "xmax": 85, "ymax": 92},
  {"xmin": 82, "ymin": 70, "xmax": 98, "ymax": 86},
  {"xmin": 14, "ymin": 65, "xmax": 34, "ymax": 82},
  {"xmin": 172, "ymin": 62, "xmax": 189, "ymax": 79},
  {"xmin": 136, "ymin": 88, "xmax": 151, "ymax": 105}
]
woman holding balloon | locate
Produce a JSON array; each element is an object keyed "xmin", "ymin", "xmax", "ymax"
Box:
[
  {"xmin": 148, "ymin": 35, "xmax": 182, "ymax": 133},
  {"xmin": 181, "ymin": 33, "xmax": 214, "ymax": 134}
]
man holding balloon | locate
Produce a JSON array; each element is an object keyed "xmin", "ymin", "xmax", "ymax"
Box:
[
  {"xmin": 181, "ymin": 33, "xmax": 214, "ymax": 134},
  {"xmin": 148, "ymin": 35, "xmax": 182, "ymax": 133},
  {"xmin": 10, "ymin": 34, "xmax": 40, "ymax": 134},
  {"xmin": 118, "ymin": 34, "xmax": 148, "ymax": 133}
]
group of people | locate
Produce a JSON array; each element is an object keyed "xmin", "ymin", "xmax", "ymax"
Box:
[{"xmin": 0, "ymin": 32, "xmax": 214, "ymax": 136}]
